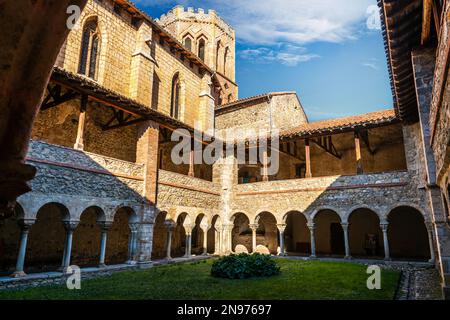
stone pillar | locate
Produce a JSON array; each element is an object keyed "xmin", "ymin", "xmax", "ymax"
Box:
[
  {"xmin": 184, "ymin": 225, "xmax": 193, "ymax": 258},
  {"xmin": 249, "ymin": 223, "xmax": 258, "ymax": 253},
  {"xmin": 201, "ymin": 225, "xmax": 210, "ymax": 255},
  {"xmin": 277, "ymin": 223, "xmax": 287, "ymax": 256},
  {"xmin": 61, "ymin": 221, "xmax": 79, "ymax": 271},
  {"xmin": 305, "ymin": 139, "xmax": 312, "ymax": 178},
  {"xmin": 74, "ymin": 94, "xmax": 88, "ymax": 150},
  {"xmin": 426, "ymin": 222, "xmax": 436, "ymax": 263},
  {"xmin": 127, "ymin": 223, "xmax": 139, "ymax": 265},
  {"xmin": 223, "ymin": 223, "xmax": 234, "ymax": 254},
  {"xmin": 165, "ymin": 222, "xmax": 174, "ymax": 260},
  {"xmin": 188, "ymin": 147, "xmax": 195, "ymax": 177},
  {"xmin": 11, "ymin": 218, "xmax": 35, "ymax": 277},
  {"xmin": 97, "ymin": 221, "xmax": 112, "ymax": 268},
  {"xmin": 214, "ymin": 226, "xmax": 222, "ymax": 255},
  {"xmin": 380, "ymin": 222, "xmax": 391, "ymax": 261},
  {"xmin": 307, "ymin": 223, "xmax": 317, "ymax": 258},
  {"xmin": 341, "ymin": 223, "xmax": 351, "ymax": 259},
  {"xmin": 354, "ymin": 131, "xmax": 363, "ymax": 175}
]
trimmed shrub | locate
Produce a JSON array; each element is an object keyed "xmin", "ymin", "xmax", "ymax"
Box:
[{"xmin": 211, "ymin": 253, "xmax": 281, "ymax": 279}]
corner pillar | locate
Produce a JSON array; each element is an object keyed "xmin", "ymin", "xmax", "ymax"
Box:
[{"xmin": 11, "ymin": 218, "xmax": 35, "ymax": 277}]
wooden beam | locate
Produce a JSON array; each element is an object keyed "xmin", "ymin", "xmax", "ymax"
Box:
[
  {"xmin": 305, "ymin": 139, "xmax": 312, "ymax": 178},
  {"xmin": 432, "ymin": 0, "xmax": 442, "ymax": 36},
  {"xmin": 311, "ymin": 136, "xmax": 342, "ymax": 159},
  {"xmin": 359, "ymin": 130, "xmax": 375, "ymax": 155},
  {"xmin": 102, "ymin": 117, "xmax": 147, "ymax": 131},
  {"xmin": 354, "ymin": 132, "xmax": 363, "ymax": 175},
  {"xmin": 421, "ymin": 0, "xmax": 433, "ymax": 45},
  {"xmin": 74, "ymin": 94, "xmax": 88, "ymax": 150}
]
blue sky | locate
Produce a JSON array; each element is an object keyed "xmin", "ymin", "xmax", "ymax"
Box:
[{"xmin": 134, "ymin": 0, "xmax": 392, "ymax": 121}]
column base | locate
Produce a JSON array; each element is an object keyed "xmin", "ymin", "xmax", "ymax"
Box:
[
  {"xmin": 384, "ymin": 257, "xmax": 392, "ymax": 262},
  {"xmin": 428, "ymin": 258, "xmax": 436, "ymax": 264},
  {"xmin": 10, "ymin": 270, "xmax": 27, "ymax": 278},
  {"xmin": 344, "ymin": 255, "xmax": 352, "ymax": 260},
  {"xmin": 126, "ymin": 260, "xmax": 137, "ymax": 265},
  {"xmin": 309, "ymin": 255, "xmax": 317, "ymax": 260},
  {"xmin": 137, "ymin": 261, "xmax": 153, "ymax": 269},
  {"xmin": 278, "ymin": 253, "xmax": 287, "ymax": 257},
  {"xmin": 98, "ymin": 263, "xmax": 107, "ymax": 269}
]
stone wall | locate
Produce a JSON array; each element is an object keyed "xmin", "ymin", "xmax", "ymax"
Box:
[
  {"xmin": 25, "ymin": 140, "xmax": 144, "ymax": 202},
  {"xmin": 157, "ymin": 169, "xmax": 221, "ymax": 216}
]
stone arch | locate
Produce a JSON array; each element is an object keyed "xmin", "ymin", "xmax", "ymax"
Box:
[
  {"xmin": 283, "ymin": 210, "xmax": 310, "ymax": 256},
  {"xmin": 71, "ymin": 206, "xmax": 106, "ymax": 267},
  {"xmin": 106, "ymin": 206, "xmax": 137, "ymax": 265},
  {"xmin": 387, "ymin": 206, "xmax": 431, "ymax": 261},
  {"xmin": 343, "ymin": 205, "xmax": 382, "ymax": 224},
  {"xmin": 385, "ymin": 202, "xmax": 429, "ymax": 222},
  {"xmin": 254, "ymin": 211, "xmax": 278, "ymax": 254},
  {"xmin": 310, "ymin": 206, "xmax": 341, "ymax": 222},
  {"xmin": 151, "ymin": 210, "xmax": 169, "ymax": 259},
  {"xmin": 231, "ymin": 212, "xmax": 251, "ymax": 253},
  {"xmin": 0, "ymin": 203, "xmax": 25, "ymax": 274},
  {"xmin": 313, "ymin": 209, "xmax": 344, "ymax": 257},
  {"xmin": 348, "ymin": 208, "xmax": 384, "ymax": 258},
  {"xmin": 172, "ymin": 212, "xmax": 190, "ymax": 257},
  {"xmin": 207, "ymin": 214, "xmax": 221, "ymax": 254},
  {"xmin": 191, "ymin": 213, "xmax": 207, "ymax": 255},
  {"xmin": 26, "ymin": 202, "xmax": 70, "ymax": 272}
]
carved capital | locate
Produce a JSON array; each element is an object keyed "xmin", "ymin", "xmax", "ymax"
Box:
[
  {"xmin": 129, "ymin": 222, "xmax": 139, "ymax": 233},
  {"xmin": 97, "ymin": 221, "xmax": 113, "ymax": 232},
  {"xmin": 341, "ymin": 223, "xmax": 349, "ymax": 231},
  {"xmin": 249, "ymin": 223, "xmax": 259, "ymax": 231},
  {"xmin": 307, "ymin": 223, "xmax": 316, "ymax": 231},
  {"xmin": 63, "ymin": 220, "xmax": 79, "ymax": 232},
  {"xmin": 18, "ymin": 218, "xmax": 36, "ymax": 232},
  {"xmin": 380, "ymin": 223, "xmax": 389, "ymax": 232},
  {"xmin": 276, "ymin": 223, "xmax": 287, "ymax": 233}
]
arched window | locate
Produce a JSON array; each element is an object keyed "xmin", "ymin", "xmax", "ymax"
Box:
[
  {"xmin": 170, "ymin": 73, "xmax": 181, "ymax": 119},
  {"xmin": 78, "ymin": 19, "xmax": 100, "ymax": 79},
  {"xmin": 223, "ymin": 47, "xmax": 229, "ymax": 76},
  {"xmin": 183, "ymin": 37, "xmax": 192, "ymax": 52},
  {"xmin": 227, "ymin": 94, "xmax": 233, "ymax": 103},
  {"xmin": 198, "ymin": 39, "xmax": 206, "ymax": 61},
  {"xmin": 216, "ymin": 40, "xmax": 221, "ymax": 70}
]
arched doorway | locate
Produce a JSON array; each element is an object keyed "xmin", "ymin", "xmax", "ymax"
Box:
[
  {"xmin": 284, "ymin": 211, "xmax": 309, "ymax": 256},
  {"xmin": 388, "ymin": 206, "xmax": 430, "ymax": 261},
  {"xmin": 207, "ymin": 215, "xmax": 221, "ymax": 254},
  {"xmin": 348, "ymin": 208, "xmax": 383, "ymax": 258},
  {"xmin": 191, "ymin": 214, "xmax": 206, "ymax": 255},
  {"xmin": 151, "ymin": 211, "xmax": 169, "ymax": 260},
  {"xmin": 71, "ymin": 206, "xmax": 105, "ymax": 267},
  {"xmin": 231, "ymin": 212, "xmax": 251, "ymax": 253},
  {"xmin": 255, "ymin": 212, "xmax": 278, "ymax": 254},
  {"xmin": 314, "ymin": 209, "xmax": 344, "ymax": 257},
  {"xmin": 106, "ymin": 206, "xmax": 137, "ymax": 265},
  {"xmin": 172, "ymin": 213, "xmax": 189, "ymax": 258},
  {"xmin": 26, "ymin": 203, "xmax": 68, "ymax": 273},
  {"xmin": 0, "ymin": 204, "xmax": 23, "ymax": 275}
]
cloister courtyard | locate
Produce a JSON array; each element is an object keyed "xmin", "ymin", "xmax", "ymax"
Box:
[{"xmin": 0, "ymin": 259, "xmax": 402, "ymax": 300}]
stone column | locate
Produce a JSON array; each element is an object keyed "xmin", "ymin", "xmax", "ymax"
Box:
[
  {"xmin": 380, "ymin": 222, "xmax": 391, "ymax": 261},
  {"xmin": 249, "ymin": 223, "xmax": 258, "ymax": 253},
  {"xmin": 214, "ymin": 226, "xmax": 222, "ymax": 255},
  {"xmin": 223, "ymin": 223, "xmax": 234, "ymax": 254},
  {"xmin": 127, "ymin": 223, "xmax": 139, "ymax": 265},
  {"xmin": 97, "ymin": 221, "xmax": 112, "ymax": 268},
  {"xmin": 354, "ymin": 131, "xmax": 363, "ymax": 174},
  {"xmin": 307, "ymin": 223, "xmax": 317, "ymax": 258},
  {"xmin": 11, "ymin": 218, "xmax": 35, "ymax": 277},
  {"xmin": 426, "ymin": 222, "xmax": 436, "ymax": 263},
  {"xmin": 188, "ymin": 147, "xmax": 195, "ymax": 177},
  {"xmin": 74, "ymin": 94, "xmax": 88, "ymax": 150},
  {"xmin": 61, "ymin": 221, "xmax": 79, "ymax": 271},
  {"xmin": 277, "ymin": 223, "xmax": 287, "ymax": 256},
  {"xmin": 165, "ymin": 223, "xmax": 174, "ymax": 260},
  {"xmin": 184, "ymin": 225, "xmax": 193, "ymax": 258},
  {"xmin": 341, "ymin": 223, "xmax": 351, "ymax": 259},
  {"xmin": 262, "ymin": 151, "xmax": 269, "ymax": 182},
  {"xmin": 201, "ymin": 225, "xmax": 210, "ymax": 255}
]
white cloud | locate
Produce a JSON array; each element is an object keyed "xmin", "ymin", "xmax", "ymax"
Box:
[
  {"xmin": 366, "ymin": 5, "xmax": 382, "ymax": 30},
  {"xmin": 362, "ymin": 58, "xmax": 379, "ymax": 70},
  {"xmin": 240, "ymin": 45, "xmax": 319, "ymax": 67}
]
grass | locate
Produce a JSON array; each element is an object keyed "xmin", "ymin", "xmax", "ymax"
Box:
[{"xmin": 0, "ymin": 259, "xmax": 400, "ymax": 300}]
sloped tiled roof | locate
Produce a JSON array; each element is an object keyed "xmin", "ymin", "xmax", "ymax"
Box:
[
  {"xmin": 215, "ymin": 92, "xmax": 297, "ymax": 114},
  {"xmin": 281, "ymin": 109, "xmax": 398, "ymax": 139}
]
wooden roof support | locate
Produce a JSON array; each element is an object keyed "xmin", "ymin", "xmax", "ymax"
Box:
[
  {"xmin": 311, "ymin": 136, "xmax": 342, "ymax": 159},
  {"xmin": 422, "ymin": 0, "xmax": 432, "ymax": 45}
]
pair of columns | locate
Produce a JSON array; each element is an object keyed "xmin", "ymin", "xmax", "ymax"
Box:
[
  {"xmin": 165, "ymin": 223, "xmax": 211, "ymax": 259},
  {"xmin": 248, "ymin": 223, "xmax": 287, "ymax": 255},
  {"xmin": 12, "ymin": 218, "xmax": 139, "ymax": 277}
]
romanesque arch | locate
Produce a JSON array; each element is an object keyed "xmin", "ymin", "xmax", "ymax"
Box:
[
  {"xmin": 151, "ymin": 210, "xmax": 169, "ymax": 260},
  {"xmin": 387, "ymin": 206, "xmax": 430, "ymax": 260},
  {"xmin": 231, "ymin": 212, "xmax": 251, "ymax": 253},
  {"xmin": 283, "ymin": 211, "xmax": 309, "ymax": 256},
  {"xmin": 314, "ymin": 209, "xmax": 344, "ymax": 257},
  {"xmin": 191, "ymin": 213, "xmax": 207, "ymax": 255},
  {"xmin": 106, "ymin": 206, "xmax": 137, "ymax": 265},
  {"xmin": 71, "ymin": 206, "xmax": 105, "ymax": 267},
  {"xmin": 254, "ymin": 212, "xmax": 278, "ymax": 254},
  {"xmin": 207, "ymin": 215, "xmax": 221, "ymax": 254},
  {"xmin": 0, "ymin": 203, "xmax": 24, "ymax": 274},
  {"xmin": 172, "ymin": 212, "xmax": 190, "ymax": 258},
  {"xmin": 26, "ymin": 202, "xmax": 69, "ymax": 272},
  {"xmin": 348, "ymin": 208, "xmax": 384, "ymax": 258}
]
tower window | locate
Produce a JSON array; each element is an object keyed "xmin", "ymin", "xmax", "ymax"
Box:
[
  {"xmin": 183, "ymin": 37, "xmax": 192, "ymax": 52},
  {"xmin": 78, "ymin": 19, "xmax": 100, "ymax": 80},
  {"xmin": 224, "ymin": 47, "xmax": 229, "ymax": 76},
  {"xmin": 198, "ymin": 39, "xmax": 206, "ymax": 61},
  {"xmin": 170, "ymin": 73, "xmax": 181, "ymax": 119}
]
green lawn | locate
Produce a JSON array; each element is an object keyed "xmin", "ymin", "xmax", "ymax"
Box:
[{"xmin": 0, "ymin": 259, "xmax": 400, "ymax": 300}]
